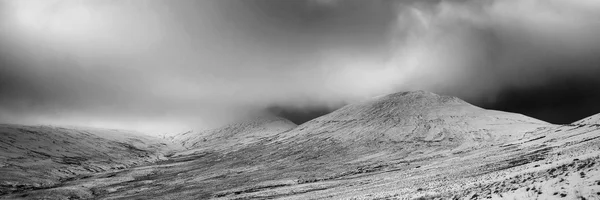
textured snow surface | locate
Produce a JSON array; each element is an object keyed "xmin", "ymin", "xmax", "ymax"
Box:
[
  {"xmin": 170, "ymin": 116, "xmax": 297, "ymax": 155},
  {"xmin": 574, "ymin": 113, "xmax": 600, "ymax": 125}
]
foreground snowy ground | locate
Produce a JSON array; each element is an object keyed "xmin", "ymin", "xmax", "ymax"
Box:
[{"xmin": 1, "ymin": 91, "xmax": 600, "ymax": 199}]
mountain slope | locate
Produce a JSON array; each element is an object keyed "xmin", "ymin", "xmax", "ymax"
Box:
[
  {"xmin": 0, "ymin": 125, "xmax": 175, "ymax": 195},
  {"xmin": 573, "ymin": 113, "xmax": 600, "ymax": 125},
  {"xmin": 170, "ymin": 116, "xmax": 296, "ymax": 153}
]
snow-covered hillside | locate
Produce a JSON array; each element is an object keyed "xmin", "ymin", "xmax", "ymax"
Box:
[
  {"xmin": 170, "ymin": 116, "xmax": 296, "ymax": 154},
  {"xmin": 269, "ymin": 91, "xmax": 548, "ymax": 162},
  {"xmin": 0, "ymin": 125, "xmax": 176, "ymax": 195},
  {"xmin": 573, "ymin": 113, "xmax": 600, "ymax": 125}
]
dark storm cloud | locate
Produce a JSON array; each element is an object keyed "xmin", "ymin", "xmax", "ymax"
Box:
[
  {"xmin": 381, "ymin": 0, "xmax": 600, "ymax": 123},
  {"xmin": 0, "ymin": 0, "xmax": 599, "ymax": 132},
  {"xmin": 483, "ymin": 77, "xmax": 600, "ymax": 124}
]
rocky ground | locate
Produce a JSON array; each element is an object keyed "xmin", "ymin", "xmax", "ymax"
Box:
[{"xmin": 1, "ymin": 91, "xmax": 600, "ymax": 199}]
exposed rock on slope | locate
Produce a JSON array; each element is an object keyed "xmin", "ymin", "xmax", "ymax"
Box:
[
  {"xmin": 0, "ymin": 125, "xmax": 174, "ymax": 195},
  {"xmin": 573, "ymin": 113, "xmax": 600, "ymax": 125},
  {"xmin": 170, "ymin": 116, "xmax": 296, "ymax": 152}
]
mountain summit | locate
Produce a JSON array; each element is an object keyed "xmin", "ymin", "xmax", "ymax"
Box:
[
  {"xmin": 251, "ymin": 90, "xmax": 551, "ymax": 173},
  {"xmin": 280, "ymin": 91, "xmax": 547, "ymax": 145}
]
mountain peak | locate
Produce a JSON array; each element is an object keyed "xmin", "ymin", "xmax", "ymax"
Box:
[
  {"xmin": 324, "ymin": 91, "xmax": 470, "ymax": 121},
  {"xmin": 387, "ymin": 90, "xmax": 435, "ymax": 96},
  {"xmin": 374, "ymin": 90, "xmax": 465, "ymax": 106},
  {"xmin": 228, "ymin": 115, "xmax": 296, "ymax": 128},
  {"xmin": 283, "ymin": 90, "xmax": 546, "ymax": 146}
]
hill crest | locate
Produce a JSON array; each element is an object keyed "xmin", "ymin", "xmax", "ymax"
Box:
[
  {"xmin": 171, "ymin": 116, "xmax": 296, "ymax": 151},
  {"xmin": 573, "ymin": 113, "xmax": 600, "ymax": 125},
  {"xmin": 277, "ymin": 91, "xmax": 548, "ymax": 148}
]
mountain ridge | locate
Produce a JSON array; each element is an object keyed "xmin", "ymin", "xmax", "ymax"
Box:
[
  {"xmin": 573, "ymin": 113, "xmax": 600, "ymax": 125},
  {"xmin": 277, "ymin": 90, "xmax": 547, "ymax": 144},
  {"xmin": 170, "ymin": 115, "xmax": 296, "ymax": 153}
]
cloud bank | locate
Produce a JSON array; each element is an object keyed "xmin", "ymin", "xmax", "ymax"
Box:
[{"xmin": 0, "ymin": 0, "xmax": 599, "ymax": 133}]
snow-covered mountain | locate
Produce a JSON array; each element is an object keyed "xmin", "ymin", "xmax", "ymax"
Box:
[
  {"xmin": 0, "ymin": 125, "xmax": 176, "ymax": 195},
  {"xmin": 170, "ymin": 116, "xmax": 296, "ymax": 153},
  {"xmin": 573, "ymin": 113, "xmax": 600, "ymax": 125},
  {"xmin": 3, "ymin": 91, "xmax": 600, "ymax": 200},
  {"xmin": 268, "ymin": 91, "xmax": 548, "ymax": 162}
]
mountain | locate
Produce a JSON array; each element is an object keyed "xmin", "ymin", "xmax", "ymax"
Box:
[
  {"xmin": 4, "ymin": 91, "xmax": 600, "ymax": 200},
  {"xmin": 573, "ymin": 113, "xmax": 600, "ymax": 125},
  {"xmin": 270, "ymin": 91, "xmax": 548, "ymax": 161},
  {"xmin": 49, "ymin": 91, "xmax": 553, "ymax": 200},
  {"xmin": 0, "ymin": 124, "xmax": 176, "ymax": 195},
  {"xmin": 170, "ymin": 116, "xmax": 296, "ymax": 153},
  {"xmin": 196, "ymin": 91, "xmax": 597, "ymax": 200}
]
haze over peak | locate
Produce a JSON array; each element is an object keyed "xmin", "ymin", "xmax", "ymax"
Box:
[
  {"xmin": 309, "ymin": 90, "xmax": 539, "ymax": 122},
  {"xmin": 1, "ymin": 0, "xmax": 600, "ymax": 132}
]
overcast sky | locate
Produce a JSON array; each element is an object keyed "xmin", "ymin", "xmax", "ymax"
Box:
[{"xmin": 1, "ymin": 0, "xmax": 600, "ymax": 133}]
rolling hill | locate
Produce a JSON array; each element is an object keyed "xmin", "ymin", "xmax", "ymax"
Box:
[
  {"xmin": 272, "ymin": 91, "xmax": 548, "ymax": 160},
  {"xmin": 0, "ymin": 125, "xmax": 176, "ymax": 196}
]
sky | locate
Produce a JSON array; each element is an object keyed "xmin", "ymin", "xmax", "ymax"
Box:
[{"xmin": 1, "ymin": 0, "xmax": 600, "ymax": 134}]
